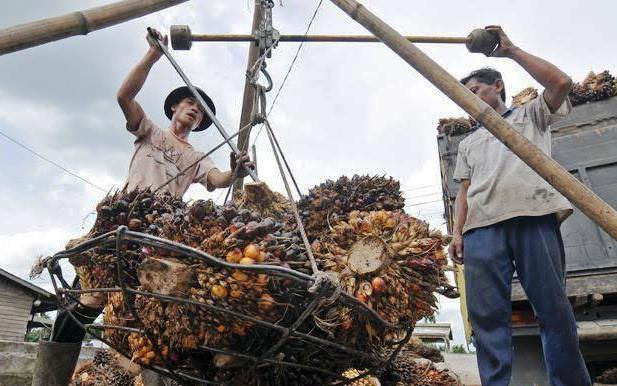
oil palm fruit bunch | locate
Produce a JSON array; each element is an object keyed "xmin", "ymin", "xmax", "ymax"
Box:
[
  {"xmin": 232, "ymin": 181, "xmax": 293, "ymax": 222},
  {"xmin": 69, "ymin": 189, "xmax": 185, "ymax": 292},
  {"xmin": 341, "ymin": 369, "xmax": 381, "ymax": 386},
  {"xmin": 116, "ymin": 198, "xmax": 302, "ymax": 366},
  {"xmin": 103, "ymin": 292, "xmax": 133, "ymax": 353},
  {"xmin": 511, "ymin": 87, "xmax": 538, "ymax": 107},
  {"xmin": 298, "ymin": 175, "xmax": 405, "ymax": 238},
  {"xmin": 586, "ymin": 70, "xmax": 616, "ymax": 101},
  {"xmin": 208, "ymin": 333, "xmax": 371, "ymax": 386},
  {"xmin": 405, "ymin": 337, "xmax": 444, "ymax": 363},
  {"xmin": 570, "ymin": 70, "xmax": 617, "ymax": 106},
  {"xmin": 92, "ymin": 349, "xmax": 116, "ymax": 367},
  {"xmin": 71, "ymin": 349, "xmax": 133, "ymax": 386},
  {"xmin": 376, "ymin": 345, "xmax": 460, "ymax": 386},
  {"xmin": 133, "ymin": 375, "xmax": 182, "ymax": 386},
  {"xmin": 213, "ymin": 366, "xmax": 331, "ymax": 386},
  {"xmin": 378, "ymin": 358, "xmax": 461, "ymax": 386},
  {"xmin": 436, "ymin": 117, "xmax": 475, "ymax": 136},
  {"xmin": 311, "ymin": 210, "xmax": 450, "ymax": 343}
]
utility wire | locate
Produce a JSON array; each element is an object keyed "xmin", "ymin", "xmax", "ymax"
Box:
[
  {"xmin": 267, "ymin": 0, "xmax": 323, "ymax": 115},
  {"xmin": 403, "ymin": 190, "xmax": 441, "ymax": 199},
  {"xmin": 251, "ymin": 0, "xmax": 324, "ymax": 146},
  {"xmin": 0, "ymin": 129, "xmax": 108, "ymax": 193},
  {"xmin": 405, "ymin": 199, "xmax": 443, "ymax": 207},
  {"xmin": 414, "ymin": 211, "xmax": 444, "ymax": 217},
  {"xmin": 402, "ymin": 184, "xmax": 441, "ymax": 191}
]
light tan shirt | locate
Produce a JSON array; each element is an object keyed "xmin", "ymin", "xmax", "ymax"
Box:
[
  {"xmin": 453, "ymin": 92, "xmax": 573, "ymax": 233},
  {"xmin": 124, "ymin": 116, "xmax": 217, "ymax": 197}
]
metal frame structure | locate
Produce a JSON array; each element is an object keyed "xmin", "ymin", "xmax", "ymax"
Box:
[{"xmin": 45, "ymin": 226, "xmax": 412, "ymax": 385}]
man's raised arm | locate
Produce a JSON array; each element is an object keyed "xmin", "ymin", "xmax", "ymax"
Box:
[
  {"xmin": 117, "ymin": 29, "xmax": 168, "ymax": 131},
  {"xmin": 486, "ymin": 26, "xmax": 572, "ymax": 113}
]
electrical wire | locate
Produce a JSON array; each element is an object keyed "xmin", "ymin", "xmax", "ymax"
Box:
[
  {"xmin": 405, "ymin": 199, "xmax": 443, "ymax": 207},
  {"xmin": 403, "ymin": 190, "xmax": 441, "ymax": 199},
  {"xmin": 402, "ymin": 184, "xmax": 441, "ymax": 192},
  {"xmin": 251, "ymin": 0, "xmax": 325, "ymax": 147},
  {"xmin": 0, "ymin": 129, "xmax": 108, "ymax": 192}
]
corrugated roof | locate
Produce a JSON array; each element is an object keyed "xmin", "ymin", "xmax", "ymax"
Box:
[{"xmin": 0, "ymin": 267, "xmax": 54, "ymax": 299}]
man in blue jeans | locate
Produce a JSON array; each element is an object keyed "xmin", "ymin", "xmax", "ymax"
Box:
[{"xmin": 448, "ymin": 26, "xmax": 591, "ymax": 386}]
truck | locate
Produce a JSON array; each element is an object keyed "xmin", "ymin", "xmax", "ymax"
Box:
[{"xmin": 437, "ymin": 96, "xmax": 617, "ymax": 384}]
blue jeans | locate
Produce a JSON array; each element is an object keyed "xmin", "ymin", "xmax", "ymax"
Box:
[{"xmin": 464, "ymin": 215, "xmax": 591, "ymax": 386}]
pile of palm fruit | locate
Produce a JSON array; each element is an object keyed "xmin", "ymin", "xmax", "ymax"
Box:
[
  {"xmin": 378, "ymin": 358, "xmax": 461, "ymax": 386},
  {"xmin": 342, "ymin": 342, "xmax": 458, "ymax": 386},
  {"xmin": 67, "ymin": 189, "xmax": 185, "ymax": 294},
  {"xmin": 340, "ymin": 341, "xmax": 460, "ymax": 386},
  {"xmin": 511, "ymin": 86, "xmax": 538, "ymax": 108},
  {"xmin": 569, "ymin": 70, "xmax": 617, "ymax": 106},
  {"xmin": 436, "ymin": 117, "xmax": 476, "ymax": 136},
  {"xmin": 311, "ymin": 210, "xmax": 453, "ymax": 339},
  {"xmin": 70, "ymin": 349, "xmax": 134, "ymax": 386},
  {"xmin": 298, "ymin": 174, "xmax": 405, "ymax": 238},
  {"xmin": 437, "ymin": 70, "xmax": 617, "ymax": 136},
  {"xmin": 63, "ymin": 176, "xmax": 455, "ymax": 385},
  {"xmin": 375, "ymin": 341, "xmax": 461, "ymax": 386}
]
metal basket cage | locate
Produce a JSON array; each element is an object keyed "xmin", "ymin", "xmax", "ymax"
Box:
[{"xmin": 47, "ymin": 226, "xmax": 412, "ymax": 385}]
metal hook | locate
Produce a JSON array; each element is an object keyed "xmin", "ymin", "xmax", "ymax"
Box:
[{"xmin": 260, "ymin": 64, "xmax": 273, "ymax": 92}]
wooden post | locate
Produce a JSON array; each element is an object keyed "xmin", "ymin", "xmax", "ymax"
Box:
[
  {"xmin": 0, "ymin": 0, "xmax": 189, "ymax": 56},
  {"xmin": 233, "ymin": 0, "xmax": 265, "ymax": 193},
  {"xmin": 329, "ymin": 0, "xmax": 617, "ymax": 240}
]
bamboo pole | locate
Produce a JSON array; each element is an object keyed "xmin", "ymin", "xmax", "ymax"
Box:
[
  {"xmin": 0, "ymin": 0, "xmax": 189, "ymax": 56},
  {"xmin": 233, "ymin": 0, "xmax": 265, "ymax": 193},
  {"xmin": 190, "ymin": 33, "xmax": 468, "ymax": 44},
  {"xmin": 329, "ymin": 0, "xmax": 617, "ymax": 240}
]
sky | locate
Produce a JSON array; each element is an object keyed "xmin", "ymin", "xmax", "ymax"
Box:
[{"xmin": 1, "ymin": 0, "xmax": 616, "ymax": 348}]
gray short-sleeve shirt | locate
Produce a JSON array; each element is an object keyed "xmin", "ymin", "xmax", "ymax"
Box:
[{"xmin": 453, "ymin": 92, "xmax": 573, "ymax": 233}]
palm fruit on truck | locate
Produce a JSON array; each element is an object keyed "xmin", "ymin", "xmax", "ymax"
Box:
[
  {"xmin": 511, "ymin": 87, "xmax": 538, "ymax": 107},
  {"xmin": 437, "ymin": 70, "xmax": 617, "ymax": 134},
  {"xmin": 436, "ymin": 117, "xmax": 475, "ymax": 136},
  {"xmin": 570, "ymin": 70, "xmax": 617, "ymax": 106}
]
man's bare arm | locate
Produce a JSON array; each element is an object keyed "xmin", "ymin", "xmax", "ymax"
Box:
[
  {"xmin": 206, "ymin": 152, "xmax": 255, "ymax": 189},
  {"xmin": 486, "ymin": 26, "xmax": 572, "ymax": 113},
  {"xmin": 117, "ymin": 30, "xmax": 167, "ymax": 131},
  {"xmin": 449, "ymin": 179, "xmax": 470, "ymax": 264},
  {"xmin": 207, "ymin": 169, "xmax": 235, "ymax": 189}
]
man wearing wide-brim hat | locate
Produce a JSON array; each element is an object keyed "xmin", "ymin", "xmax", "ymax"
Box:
[
  {"xmin": 117, "ymin": 28, "xmax": 253, "ymax": 197},
  {"xmin": 31, "ymin": 28, "xmax": 253, "ymax": 386}
]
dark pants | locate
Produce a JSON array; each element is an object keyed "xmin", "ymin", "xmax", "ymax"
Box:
[
  {"xmin": 51, "ymin": 279, "xmax": 102, "ymax": 343},
  {"xmin": 464, "ymin": 215, "xmax": 591, "ymax": 386}
]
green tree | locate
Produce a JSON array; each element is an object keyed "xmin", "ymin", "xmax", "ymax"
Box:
[
  {"xmin": 451, "ymin": 344, "xmax": 467, "ymax": 354},
  {"xmin": 25, "ymin": 328, "xmax": 49, "ymax": 342},
  {"xmin": 25, "ymin": 313, "xmax": 52, "ymax": 342}
]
